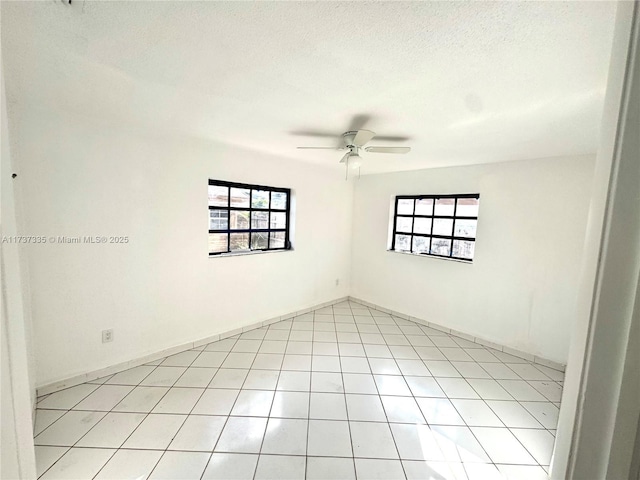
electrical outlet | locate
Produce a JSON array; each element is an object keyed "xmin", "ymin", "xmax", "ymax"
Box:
[
  {"xmin": 335, "ymin": 278, "xmax": 340, "ymax": 286},
  {"xmin": 102, "ymin": 329, "xmax": 114, "ymax": 343}
]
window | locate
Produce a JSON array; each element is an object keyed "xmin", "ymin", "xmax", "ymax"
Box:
[
  {"xmin": 208, "ymin": 180, "xmax": 291, "ymax": 256},
  {"xmin": 391, "ymin": 194, "xmax": 480, "ymax": 261}
]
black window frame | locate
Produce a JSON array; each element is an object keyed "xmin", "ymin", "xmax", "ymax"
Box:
[
  {"xmin": 391, "ymin": 193, "xmax": 480, "ymax": 262},
  {"xmin": 208, "ymin": 179, "xmax": 291, "ymax": 256}
]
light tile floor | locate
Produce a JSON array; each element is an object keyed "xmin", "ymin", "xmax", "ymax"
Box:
[{"xmin": 34, "ymin": 301, "xmax": 563, "ymax": 479}]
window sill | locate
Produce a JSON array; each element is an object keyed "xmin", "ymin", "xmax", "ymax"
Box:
[
  {"xmin": 209, "ymin": 249, "xmax": 293, "ymax": 258},
  {"xmin": 387, "ymin": 249, "xmax": 473, "ymax": 264}
]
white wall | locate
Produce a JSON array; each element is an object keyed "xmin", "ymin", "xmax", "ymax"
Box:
[
  {"xmin": 1, "ymin": 63, "xmax": 37, "ymax": 479},
  {"xmin": 9, "ymin": 107, "xmax": 352, "ymax": 388},
  {"xmin": 351, "ymin": 155, "xmax": 594, "ymax": 364}
]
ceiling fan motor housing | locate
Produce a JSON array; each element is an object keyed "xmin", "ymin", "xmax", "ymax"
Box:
[{"xmin": 342, "ymin": 131, "xmax": 359, "ymax": 147}]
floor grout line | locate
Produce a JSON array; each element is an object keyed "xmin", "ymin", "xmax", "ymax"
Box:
[
  {"xmin": 36, "ymin": 361, "xmax": 169, "ymax": 479},
  {"xmin": 34, "ymin": 300, "xmax": 560, "ymax": 479},
  {"xmin": 336, "ymin": 306, "xmax": 359, "ymax": 479},
  {"xmin": 252, "ymin": 316, "xmax": 293, "ymax": 480},
  {"xmin": 87, "ymin": 342, "xmax": 231, "ymax": 479},
  {"xmin": 144, "ymin": 347, "xmax": 230, "ymax": 480}
]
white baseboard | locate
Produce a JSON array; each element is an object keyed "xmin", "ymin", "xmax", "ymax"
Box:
[
  {"xmin": 37, "ymin": 294, "xmax": 563, "ymax": 397},
  {"xmin": 36, "ymin": 296, "xmax": 349, "ymax": 397},
  {"xmin": 348, "ymin": 296, "xmax": 566, "ymax": 372}
]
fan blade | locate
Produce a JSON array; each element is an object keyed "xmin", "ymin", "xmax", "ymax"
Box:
[
  {"xmin": 297, "ymin": 146, "xmax": 344, "ymax": 150},
  {"xmin": 365, "ymin": 146, "xmax": 411, "ymax": 154},
  {"xmin": 339, "ymin": 152, "xmax": 350, "ymax": 164},
  {"xmin": 353, "ymin": 130, "xmax": 376, "ymax": 146},
  {"xmin": 371, "ymin": 135, "xmax": 411, "ymax": 142},
  {"xmin": 291, "ymin": 129, "xmax": 344, "ymax": 149},
  {"xmin": 289, "ymin": 130, "xmax": 338, "ymax": 138},
  {"xmin": 347, "ymin": 114, "xmax": 371, "ymax": 132}
]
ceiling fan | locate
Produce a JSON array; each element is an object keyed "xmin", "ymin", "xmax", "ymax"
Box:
[{"xmin": 293, "ymin": 115, "xmax": 411, "ymax": 175}]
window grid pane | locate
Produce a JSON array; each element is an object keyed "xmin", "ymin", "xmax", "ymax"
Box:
[
  {"xmin": 209, "ymin": 180, "xmax": 291, "ymax": 255},
  {"xmin": 392, "ymin": 194, "xmax": 479, "ymax": 261}
]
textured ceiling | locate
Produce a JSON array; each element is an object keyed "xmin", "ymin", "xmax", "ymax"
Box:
[{"xmin": 2, "ymin": 1, "xmax": 616, "ymax": 174}]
